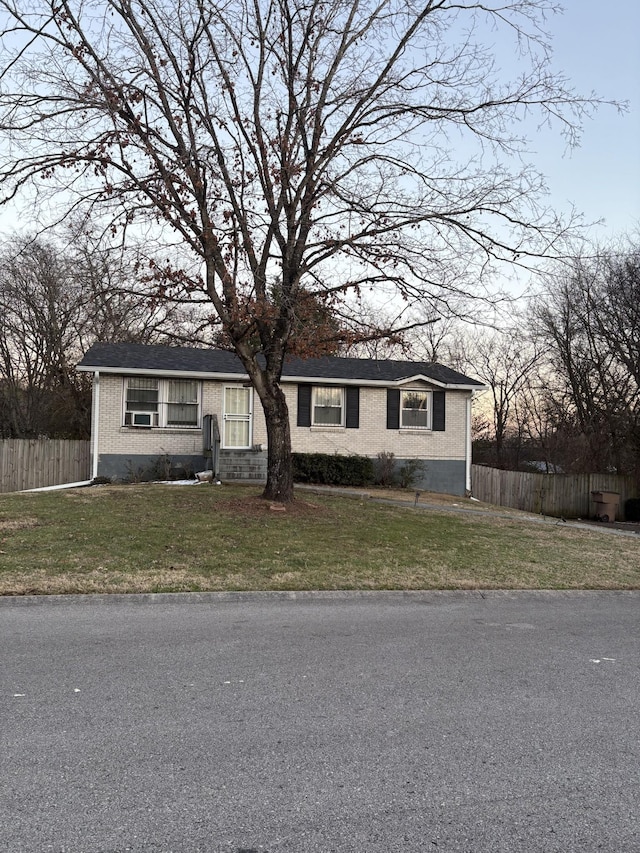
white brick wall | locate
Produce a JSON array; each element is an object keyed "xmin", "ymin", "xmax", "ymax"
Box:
[
  {"xmin": 94, "ymin": 374, "xmax": 468, "ymax": 461},
  {"xmin": 283, "ymin": 382, "xmax": 468, "ymax": 460},
  {"xmin": 97, "ymin": 375, "xmax": 205, "ymax": 457}
]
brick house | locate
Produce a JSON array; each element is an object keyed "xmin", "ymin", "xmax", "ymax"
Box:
[{"xmin": 77, "ymin": 342, "xmax": 484, "ymax": 495}]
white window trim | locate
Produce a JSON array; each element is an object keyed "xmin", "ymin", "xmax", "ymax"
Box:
[
  {"xmin": 400, "ymin": 388, "xmax": 432, "ymax": 431},
  {"xmin": 222, "ymin": 384, "xmax": 253, "ymax": 449},
  {"xmin": 123, "ymin": 377, "xmax": 201, "ymax": 429},
  {"xmin": 311, "ymin": 386, "xmax": 345, "ymax": 428}
]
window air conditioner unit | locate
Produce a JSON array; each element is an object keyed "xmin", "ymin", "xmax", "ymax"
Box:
[{"xmin": 131, "ymin": 412, "xmax": 158, "ymax": 427}]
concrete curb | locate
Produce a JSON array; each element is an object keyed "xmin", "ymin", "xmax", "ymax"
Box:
[{"xmin": 2, "ymin": 589, "xmax": 639, "ymax": 607}]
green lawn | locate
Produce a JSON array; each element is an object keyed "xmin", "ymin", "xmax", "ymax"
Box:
[{"xmin": 0, "ymin": 484, "xmax": 638, "ymax": 594}]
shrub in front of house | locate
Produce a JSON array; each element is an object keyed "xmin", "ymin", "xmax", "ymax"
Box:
[
  {"xmin": 375, "ymin": 451, "xmax": 396, "ymax": 487},
  {"xmin": 292, "ymin": 453, "xmax": 375, "ymax": 487},
  {"xmin": 398, "ymin": 458, "xmax": 426, "ymax": 489}
]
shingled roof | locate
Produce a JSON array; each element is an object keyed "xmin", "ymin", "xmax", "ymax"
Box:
[{"xmin": 77, "ymin": 342, "xmax": 483, "ymax": 388}]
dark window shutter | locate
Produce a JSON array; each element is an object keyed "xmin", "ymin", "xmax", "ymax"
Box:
[
  {"xmin": 345, "ymin": 386, "xmax": 359, "ymax": 429},
  {"xmin": 297, "ymin": 385, "xmax": 311, "ymax": 427},
  {"xmin": 386, "ymin": 388, "xmax": 400, "ymax": 429},
  {"xmin": 432, "ymin": 390, "xmax": 446, "ymax": 431}
]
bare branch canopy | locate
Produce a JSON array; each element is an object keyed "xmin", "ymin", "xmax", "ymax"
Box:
[{"xmin": 0, "ymin": 0, "xmax": 610, "ymax": 499}]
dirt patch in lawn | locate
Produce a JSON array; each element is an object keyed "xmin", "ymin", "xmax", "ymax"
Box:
[
  {"xmin": 0, "ymin": 517, "xmax": 39, "ymax": 531},
  {"xmin": 220, "ymin": 495, "xmax": 332, "ymax": 519}
]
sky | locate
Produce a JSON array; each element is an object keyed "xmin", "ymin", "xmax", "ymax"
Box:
[
  {"xmin": 0, "ymin": 1, "xmax": 638, "ymax": 253},
  {"xmin": 525, "ymin": 0, "xmax": 640, "ymax": 243}
]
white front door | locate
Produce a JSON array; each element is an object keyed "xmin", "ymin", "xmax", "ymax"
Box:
[{"xmin": 223, "ymin": 386, "xmax": 252, "ymax": 448}]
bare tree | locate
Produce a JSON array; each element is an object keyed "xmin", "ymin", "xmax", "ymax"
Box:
[
  {"xmin": 453, "ymin": 325, "xmax": 539, "ymax": 467},
  {"xmin": 0, "ymin": 232, "xmax": 191, "ymax": 437},
  {"xmin": 67, "ymin": 229, "xmax": 197, "ymax": 349},
  {"xmin": 0, "ymin": 238, "xmax": 89, "ymax": 437},
  {"xmin": 404, "ymin": 313, "xmax": 462, "ymax": 364},
  {"xmin": 0, "ymin": 0, "xmax": 603, "ymax": 499},
  {"xmin": 534, "ymin": 244, "xmax": 640, "ymax": 477}
]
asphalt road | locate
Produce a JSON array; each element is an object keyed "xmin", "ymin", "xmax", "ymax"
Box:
[{"xmin": 1, "ymin": 591, "xmax": 639, "ymax": 852}]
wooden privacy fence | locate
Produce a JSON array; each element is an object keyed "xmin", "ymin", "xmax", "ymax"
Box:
[
  {"xmin": 471, "ymin": 465, "xmax": 637, "ymax": 521},
  {"xmin": 0, "ymin": 439, "xmax": 91, "ymax": 494}
]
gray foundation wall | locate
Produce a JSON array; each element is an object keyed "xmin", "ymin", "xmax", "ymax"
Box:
[
  {"xmin": 403, "ymin": 459, "xmax": 467, "ymax": 496},
  {"xmin": 97, "ymin": 450, "xmax": 269, "ymax": 483},
  {"xmin": 97, "ymin": 453, "xmax": 207, "ymax": 482},
  {"xmin": 98, "ymin": 452, "xmax": 465, "ymax": 495}
]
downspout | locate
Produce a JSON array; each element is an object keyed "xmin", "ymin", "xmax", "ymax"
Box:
[
  {"xmin": 91, "ymin": 370, "xmax": 100, "ymax": 480},
  {"xmin": 465, "ymin": 393, "xmax": 472, "ymax": 494}
]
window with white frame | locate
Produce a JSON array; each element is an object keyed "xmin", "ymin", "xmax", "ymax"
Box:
[
  {"xmin": 124, "ymin": 378, "xmax": 159, "ymax": 427},
  {"xmin": 167, "ymin": 379, "xmax": 199, "ymax": 426},
  {"xmin": 401, "ymin": 389, "xmax": 430, "ymax": 429},
  {"xmin": 124, "ymin": 377, "xmax": 200, "ymax": 428},
  {"xmin": 223, "ymin": 385, "xmax": 252, "ymax": 448},
  {"xmin": 312, "ymin": 386, "xmax": 344, "ymax": 426}
]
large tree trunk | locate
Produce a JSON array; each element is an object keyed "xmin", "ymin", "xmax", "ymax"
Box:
[
  {"xmin": 260, "ymin": 382, "xmax": 294, "ymax": 503},
  {"xmin": 234, "ymin": 337, "xmax": 295, "ymax": 503}
]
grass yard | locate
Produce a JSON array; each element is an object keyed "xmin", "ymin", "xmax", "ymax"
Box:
[{"xmin": 0, "ymin": 483, "xmax": 639, "ymax": 595}]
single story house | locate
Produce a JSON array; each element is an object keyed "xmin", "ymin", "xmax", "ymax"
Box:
[{"xmin": 76, "ymin": 342, "xmax": 485, "ymax": 495}]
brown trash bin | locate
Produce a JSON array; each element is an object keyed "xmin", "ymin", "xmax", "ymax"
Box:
[{"xmin": 591, "ymin": 490, "xmax": 620, "ymax": 523}]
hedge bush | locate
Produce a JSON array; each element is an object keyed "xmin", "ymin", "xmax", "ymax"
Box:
[{"xmin": 292, "ymin": 452, "xmax": 375, "ymax": 487}]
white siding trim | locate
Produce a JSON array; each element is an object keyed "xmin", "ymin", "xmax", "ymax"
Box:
[
  {"xmin": 78, "ymin": 364, "xmax": 484, "ymax": 391},
  {"xmin": 465, "ymin": 394, "xmax": 472, "ymax": 493},
  {"xmin": 92, "ymin": 371, "xmax": 100, "ymax": 480}
]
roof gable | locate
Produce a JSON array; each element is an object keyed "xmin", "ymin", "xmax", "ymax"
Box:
[{"xmin": 77, "ymin": 342, "xmax": 483, "ymax": 388}]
